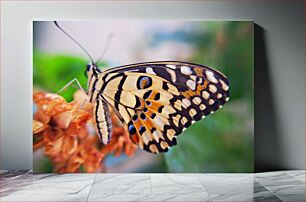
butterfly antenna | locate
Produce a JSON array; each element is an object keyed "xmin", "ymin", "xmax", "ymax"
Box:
[
  {"xmin": 95, "ymin": 33, "xmax": 114, "ymax": 64},
  {"xmin": 54, "ymin": 21, "xmax": 94, "ymax": 64}
]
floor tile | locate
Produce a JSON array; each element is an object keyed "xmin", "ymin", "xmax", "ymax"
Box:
[
  {"xmin": 90, "ymin": 174, "xmax": 151, "ymax": 195},
  {"xmin": 1, "ymin": 171, "xmax": 40, "ymax": 196},
  {"xmin": 198, "ymin": 174, "xmax": 253, "ymax": 195},
  {"xmin": 256, "ymin": 173, "xmax": 305, "ymax": 195},
  {"xmin": 253, "ymin": 193, "xmax": 282, "ymax": 202},
  {"xmin": 0, "ymin": 170, "xmax": 31, "ymax": 177},
  {"xmin": 0, "ymin": 194, "xmax": 88, "ymax": 202},
  {"xmin": 1, "ymin": 173, "xmax": 96, "ymax": 196},
  {"xmin": 286, "ymin": 170, "xmax": 305, "ymax": 183},
  {"xmin": 151, "ymin": 174, "xmax": 207, "ymax": 195},
  {"xmin": 1, "ymin": 170, "xmax": 306, "ymax": 202},
  {"xmin": 275, "ymin": 194, "xmax": 306, "ymax": 202},
  {"xmin": 210, "ymin": 194, "xmax": 253, "ymax": 201},
  {"xmin": 88, "ymin": 194, "xmax": 211, "ymax": 202},
  {"xmin": 254, "ymin": 181, "xmax": 274, "ymax": 194}
]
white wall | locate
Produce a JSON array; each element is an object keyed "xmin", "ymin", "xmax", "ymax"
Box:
[{"xmin": 1, "ymin": 1, "xmax": 304, "ymax": 170}]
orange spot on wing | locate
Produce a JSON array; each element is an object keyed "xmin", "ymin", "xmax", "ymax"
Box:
[
  {"xmin": 148, "ymin": 101, "xmax": 162, "ymax": 111},
  {"xmin": 148, "ymin": 91, "xmax": 158, "ymax": 99},
  {"xmin": 194, "ymin": 67, "xmax": 204, "ymax": 77},
  {"xmin": 181, "ymin": 90, "xmax": 197, "ymax": 98},
  {"xmin": 141, "ymin": 79, "xmax": 147, "ymax": 89},
  {"xmin": 181, "ymin": 80, "xmax": 208, "ymax": 98},
  {"xmin": 196, "ymin": 80, "xmax": 208, "ymax": 94},
  {"xmin": 141, "ymin": 116, "xmax": 154, "ymax": 131}
]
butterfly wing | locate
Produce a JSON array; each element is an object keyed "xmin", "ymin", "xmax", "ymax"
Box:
[{"xmin": 99, "ymin": 61, "xmax": 229, "ymax": 153}]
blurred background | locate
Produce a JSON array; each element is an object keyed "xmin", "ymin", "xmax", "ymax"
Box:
[{"xmin": 33, "ymin": 21, "xmax": 253, "ymax": 173}]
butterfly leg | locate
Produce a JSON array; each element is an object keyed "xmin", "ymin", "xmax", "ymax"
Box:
[
  {"xmin": 56, "ymin": 78, "xmax": 87, "ymax": 95},
  {"xmin": 56, "ymin": 78, "xmax": 89, "ymax": 128}
]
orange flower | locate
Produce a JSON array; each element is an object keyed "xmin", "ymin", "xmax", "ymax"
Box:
[{"xmin": 33, "ymin": 90, "xmax": 137, "ymax": 173}]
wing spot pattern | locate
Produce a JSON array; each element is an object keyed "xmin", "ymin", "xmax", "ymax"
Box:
[
  {"xmin": 160, "ymin": 141, "xmax": 169, "ymax": 150},
  {"xmin": 174, "ymin": 100, "xmax": 183, "ymax": 111},
  {"xmin": 202, "ymin": 91, "xmax": 210, "ymax": 100},
  {"xmin": 146, "ymin": 67, "xmax": 156, "ymax": 75},
  {"xmin": 209, "ymin": 84, "xmax": 217, "ymax": 93},
  {"xmin": 181, "ymin": 65, "xmax": 193, "ymax": 75},
  {"xmin": 149, "ymin": 144, "xmax": 159, "ymax": 153},
  {"xmin": 139, "ymin": 126, "xmax": 146, "ymax": 134},
  {"xmin": 208, "ymin": 99, "xmax": 215, "ymax": 105},
  {"xmin": 182, "ymin": 98, "xmax": 191, "ymax": 108},
  {"xmin": 166, "ymin": 68, "xmax": 177, "ymax": 83},
  {"xmin": 166, "ymin": 129, "xmax": 176, "ymax": 141},
  {"xmin": 192, "ymin": 96, "xmax": 202, "ymax": 105},
  {"xmin": 181, "ymin": 116, "xmax": 188, "ymax": 125},
  {"xmin": 186, "ymin": 79, "xmax": 196, "ymax": 90},
  {"xmin": 206, "ymin": 70, "xmax": 218, "ymax": 83},
  {"xmin": 200, "ymin": 104, "xmax": 206, "ymax": 110},
  {"xmin": 166, "ymin": 64, "xmax": 176, "ymax": 69},
  {"xmin": 128, "ymin": 122, "xmax": 136, "ymax": 135},
  {"xmin": 220, "ymin": 79, "xmax": 229, "ymax": 91},
  {"xmin": 137, "ymin": 76, "xmax": 152, "ymax": 89},
  {"xmin": 189, "ymin": 108, "xmax": 197, "ymax": 117}
]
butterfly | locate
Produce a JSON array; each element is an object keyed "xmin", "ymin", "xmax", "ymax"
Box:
[{"xmin": 54, "ymin": 22, "xmax": 230, "ymax": 154}]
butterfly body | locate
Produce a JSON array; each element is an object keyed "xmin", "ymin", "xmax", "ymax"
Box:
[{"xmin": 85, "ymin": 61, "xmax": 230, "ymax": 154}]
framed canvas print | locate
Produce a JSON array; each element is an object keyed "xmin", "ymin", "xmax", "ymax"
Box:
[{"xmin": 33, "ymin": 21, "xmax": 253, "ymax": 173}]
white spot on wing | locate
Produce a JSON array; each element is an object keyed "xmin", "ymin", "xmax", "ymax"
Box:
[
  {"xmin": 152, "ymin": 131, "xmax": 160, "ymax": 143},
  {"xmin": 181, "ymin": 66, "xmax": 192, "ymax": 75},
  {"xmin": 146, "ymin": 67, "xmax": 156, "ymax": 75},
  {"xmin": 220, "ymin": 79, "xmax": 229, "ymax": 91},
  {"xmin": 142, "ymin": 133, "xmax": 151, "ymax": 145},
  {"xmin": 154, "ymin": 116, "xmax": 165, "ymax": 129},
  {"xmin": 189, "ymin": 108, "xmax": 197, "ymax": 117},
  {"xmin": 182, "ymin": 98, "xmax": 191, "ymax": 108},
  {"xmin": 209, "ymin": 84, "xmax": 217, "ymax": 93},
  {"xmin": 206, "ymin": 70, "xmax": 218, "ymax": 83},
  {"xmin": 192, "ymin": 96, "xmax": 202, "ymax": 105},
  {"xmin": 190, "ymin": 75, "xmax": 197, "ymax": 81},
  {"xmin": 202, "ymin": 91, "xmax": 210, "ymax": 100},
  {"xmin": 208, "ymin": 99, "xmax": 214, "ymax": 105},
  {"xmin": 200, "ymin": 104, "xmax": 206, "ymax": 110},
  {"xmin": 166, "ymin": 68, "xmax": 176, "ymax": 83},
  {"xmin": 186, "ymin": 79, "xmax": 196, "ymax": 90},
  {"xmin": 166, "ymin": 64, "xmax": 176, "ymax": 69}
]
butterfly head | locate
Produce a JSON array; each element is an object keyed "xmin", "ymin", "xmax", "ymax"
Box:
[{"xmin": 85, "ymin": 63, "xmax": 101, "ymax": 78}]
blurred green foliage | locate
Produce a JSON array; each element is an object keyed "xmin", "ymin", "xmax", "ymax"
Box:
[
  {"xmin": 34, "ymin": 21, "xmax": 253, "ymax": 173},
  {"xmin": 164, "ymin": 22, "xmax": 253, "ymax": 172}
]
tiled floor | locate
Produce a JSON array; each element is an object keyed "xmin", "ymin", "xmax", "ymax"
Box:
[{"xmin": 0, "ymin": 170, "xmax": 305, "ymax": 201}]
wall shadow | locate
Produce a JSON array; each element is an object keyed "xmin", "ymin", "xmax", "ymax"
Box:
[{"xmin": 254, "ymin": 24, "xmax": 284, "ymax": 172}]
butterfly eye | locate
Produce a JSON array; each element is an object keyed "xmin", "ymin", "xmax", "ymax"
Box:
[{"xmin": 86, "ymin": 64, "xmax": 91, "ymax": 71}]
